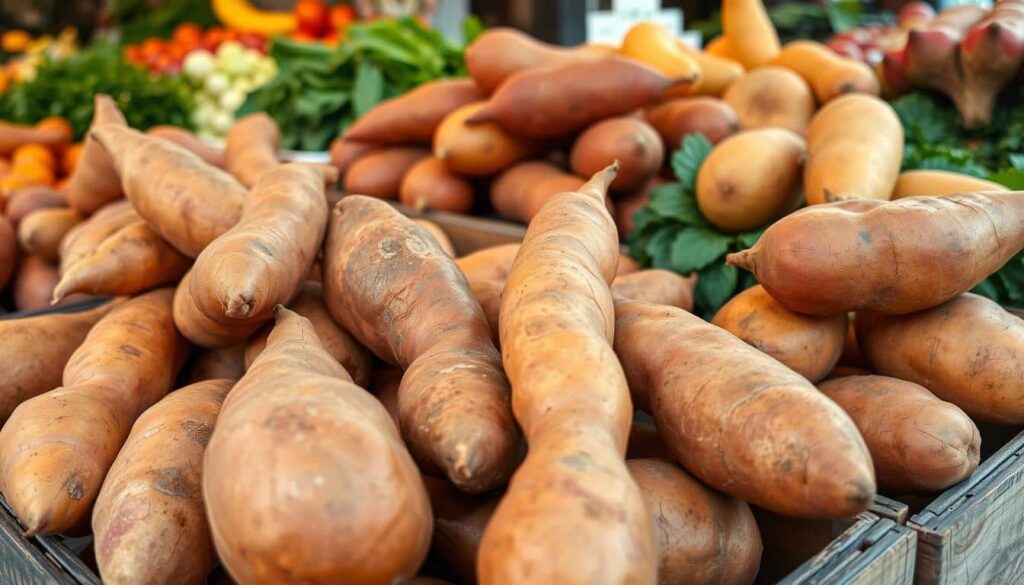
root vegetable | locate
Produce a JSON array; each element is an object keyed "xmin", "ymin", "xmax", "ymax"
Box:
[
  {"xmin": 399, "ymin": 156, "xmax": 475, "ymax": 213},
  {"xmin": 17, "ymin": 207, "xmax": 82, "ymax": 262},
  {"xmin": 958, "ymin": 5, "xmax": 1024, "ymax": 128},
  {"xmin": 343, "ymin": 146, "xmax": 430, "ymax": 200},
  {"xmin": 611, "ymin": 269, "xmax": 696, "ymax": 311},
  {"xmin": 818, "ymin": 375, "xmax": 980, "ymax": 492},
  {"xmin": 455, "ymin": 242, "xmax": 638, "ymax": 284},
  {"xmin": 615, "ymin": 178, "xmax": 665, "ymax": 237},
  {"xmin": 893, "ymin": 170, "xmax": 1008, "ymax": 198},
  {"xmin": 712, "ymin": 285, "xmax": 847, "ymax": 383},
  {"xmin": 92, "ymin": 379, "xmax": 232, "ymax": 585},
  {"xmin": 0, "ymin": 121, "xmax": 70, "ymax": 156},
  {"xmin": 66, "ymin": 95, "xmax": 127, "ymax": 215},
  {"xmin": 329, "ymin": 138, "xmax": 374, "ymax": 176},
  {"xmin": 184, "ymin": 345, "xmax": 246, "ymax": 384},
  {"xmin": 434, "ymin": 102, "xmax": 536, "ymax": 176},
  {"xmin": 345, "ymin": 78, "xmax": 484, "ymax": 144},
  {"xmin": 323, "ymin": 195, "xmax": 520, "ymax": 493},
  {"xmin": 570, "ymin": 117, "xmax": 664, "ymax": 192},
  {"xmin": 14, "ymin": 256, "xmax": 60, "ymax": 311},
  {"xmin": 59, "ymin": 200, "xmax": 137, "ymax": 273},
  {"xmin": 705, "ymin": 36, "xmax": 739, "ymax": 60},
  {"xmin": 644, "ymin": 97, "xmax": 739, "ymax": 148},
  {"xmin": 771, "ymin": 41, "xmax": 881, "ymax": 103},
  {"xmin": 413, "ymin": 218, "xmax": 456, "ymax": 256},
  {"xmin": 689, "ymin": 52, "xmax": 745, "ymax": 97},
  {"xmin": 0, "ymin": 215, "xmax": 14, "ymax": 288},
  {"xmin": 722, "ymin": 0, "xmax": 781, "ymax": 67},
  {"xmin": 224, "ymin": 113, "xmax": 281, "ymax": 188},
  {"xmin": 146, "ymin": 126, "xmax": 225, "ymax": 168},
  {"xmin": 465, "ymin": 28, "xmax": 601, "ymax": 94},
  {"xmin": 203, "ymin": 308, "xmax": 432, "ymax": 585},
  {"xmin": 173, "ymin": 270, "xmax": 265, "ymax": 348},
  {"xmin": 490, "ymin": 161, "xmax": 584, "ymax": 222},
  {"xmin": 5, "ymin": 187, "xmax": 66, "ymax": 226},
  {"xmin": 620, "ymin": 22, "xmax": 703, "ymax": 91},
  {"xmin": 0, "ymin": 289, "xmax": 186, "ymax": 535},
  {"xmin": 723, "ymin": 67, "xmax": 815, "ymax": 134}
]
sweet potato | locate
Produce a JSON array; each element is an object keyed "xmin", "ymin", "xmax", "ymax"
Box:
[
  {"xmin": 413, "ymin": 218, "xmax": 456, "ymax": 256},
  {"xmin": 704, "ymin": 36, "xmax": 739, "ymax": 60},
  {"xmin": 892, "ymin": 169, "xmax": 1008, "ymax": 198},
  {"xmin": 712, "ymin": 285, "xmax": 847, "ymax": 383},
  {"xmin": 479, "ymin": 164, "xmax": 658, "ymax": 584},
  {"xmin": 570, "ymin": 117, "xmax": 663, "ymax": 192},
  {"xmin": 371, "ymin": 367, "xmax": 403, "ymax": 425},
  {"xmin": 456, "ymin": 242, "xmax": 638, "ymax": 284},
  {"xmin": 399, "ymin": 156, "xmax": 475, "ymax": 213},
  {"xmin": 722, "ymin": 0, "xmax": 781, "ymax": 67},
  {"xmin": 611, "ymin": 269, "xmax": 696, "ymax": 311},
  {"xmin": 90, "ymin": 125, "xmax": 246, "ymax": 258},
  {"xmin": 803, "ymin": 94, "xmax": 903, "ymax": 205},
  {"xmin": 0, "ymin": 300, "xmax": 118, "ymax": 422},
  {"xmin": 0, "ymin": 120, "xmax": 70, "ymax": 156},
  {"xmin": 343, "ymin": 146, "xmax": 430, "ymax": 200},
  {"xmin": 66, "ymin": 95, "xmax": 127, "ymax": 215},
  {"xmin": 4, "ymin": 186, "xmax": 66, "ymax": 225},
  {"xmin": 92, "ymin": 379, "xmax": 232, "ymax": 585},
  {"xmin": 727, "ymin": 192, "xmax": 1024, "ymax": 315},
  {"xmin": 0, "ymin": 289, "xmax": 186, "ymax": 535},
  {"xmin": 52, "ymin": 221, "xmax": 191, "ymax": 302},
  {"xmin": 620, "ymin": 21, "xmax": 703, "ymax": 92},
  {"xmin": 857, "ymin": 293, "xmax": 1024, "ymax": 424},
  {"xmin": 0, "ymin": 214, "xmax": 14, "ymax": 288},
  {"xmin": 434, "ymin": 101, "xmax": 536, "ymax": 176},
  {"xmin": 614, "ymin": 299, "xmax": 875, "ymax": 518},
  {"xmin": 469, "ymin": 279, "xmax": 503, "ymax": 346},
  {"xmin": 224, "ymin": 113, "xmax": 281, "ymax": 188},
  {"xmin": 818, "ymin": 375, "xmax": 980, "ymax": 492},
  {"xmin": 629, "ymin": 459, "xmax": 761, "ymax": 585},
  {"xmin": 490, "ymin": 161, "xmax": 585, "ymax": 223},
  {"xmin": 426, "ymin": 477, "xmax": 498, "ymax": 585},
  {"xmin": 838, "ymin": 318, "xmax": 868, "ymax": 368},
  {"xmin": 329, "ymin": 137, "xmax": 375, "ymax": 176},
  {"xmin": 186, "ymin": 163, "xmax": 332, "ymax": 343},
  {"xmin": 14, "ymin": 256, "xmax": 60, "ymax": 311},
  {"xmin": 723, "ymin": 67, "xmax": 815, "ymax": 134},
  {"xmin": 17, "ymin": 207, "xmax": 82, "ymax": 262},
  {"xmin": 771, "ymin": 40, "xmax": 881, "ymax": 103},
  {"xmin": 689, "ymin": 51, "xmax": 745, "ymax": 97},
  {"xmin": 146, "ymin": 126, "xmax": 225, "ymax": 168},
  {"xmin": 465, "ymin": 28, "xmax": 601, "ymax": 94},
  {"xmin": 615, "ymin": 178, "xmax": 665, "ymax": 237},
  {"xmin": 243, "ymin": 282, "xmax": 371, "ymax": 387},
  {"xmin": 183, "ymin": 345, "xmax": 246, "ymax": 384},
  {"xmin": 173, "ymin": 271, "xmax": 264, "ymax": 348},
  {"xmin": 345, "ymin": 78, "xmax": 484, "ymax": 144},
  {"xmin": 323, "ymin": 195, "xmax": 519, "ymax": 492},
  {"xmin": 644, "ymin": 97, "xmax": 739, "ymax": 148},
  {"xmin": 58, "ymin": 200, "xmax": 138, "ymax": 275},
  {"xmin": 203, "ymin": 308, "xmax": 432, "ymax": 584},
  {"xmin": 468, "ymin": 57, "xmax": 685, "ymax": 139},
  {"xmin": 696, "ymin": 128, "xmax": 805, "ymax": 232}
]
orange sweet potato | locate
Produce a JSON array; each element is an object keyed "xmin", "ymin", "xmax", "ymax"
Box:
[
  {"xmin": 644, "ymin": 97, "xmax": 739, "ymax": 148},
  {"xmin": 620, "ymin": 22, "xmax": 703, "ymax": 92},
  {"xmin": 146, "ymin": 126, "xmax": 225, "ymax": 168},
  {"xmin": 329, "ymin": 138, "xmax": 375, "ymax": 176},
  {"xmin": 345, "ymin": 78, "xmax": 484, "ymax": 144},
  {"xmin": 771, "ymin": 40, "xmax": 881, "ymax": 103},
  {"xmin": 90, "ymin": 125, "xmax": 246, "ymax": 257},
  {"xmin": 456, "ymin": 242, "xmax": 638, "ymax": 284},
  {"xmin": 818, "ymin": 375, "xmax": 980, "ymax": 492},
  {"xmin": 0, "ymin": 289, "xmax": 186, "ymax": 535},
  {"xmin": 0, "ymin": 214, "xmax": 14, "ymax": 288},
  {"xmin": 4, "ymin": 187, "xmax": 66, "ymax": 225},
  {"xmin": 570, "ymin": 117, "xmax": 663, "ymax": 192},
  {"xmin": 92, "ymin": 378, "xmax": 232, "ymax": 585},
  {"xmin": 399, "ymin": 156, "xmax": 475, "ymax": 213},
  {"xmin": 464, "ymin": 28, "xmax": 601, "ymax": 94},
  {"xmin": 14, "ymin": 255, "xmax": 60, "ymax": 311},
  {"xmin": 343, "ymin": 146, "xmax": 431, "ymax": 200},
  {"xmin": 203, "ymin": 308, "xmax": 432, "ymax": 584},
  {"xmin": 614, "ymin": 299, "xmax": 875, "ymax": 518},
  {"xmin": 723, "ymin": 67, "xmax": 815, "ymax": 134},
  {"xmin": 413, "ymin": 218, "xmax": 455, "ymax": 256},
  {"xmin": 323, "ymin": 195, "xmax": 519, "ymax": 492},
  {"xmin": 722, "ymin": 0, "xmax": 781, "ymax": 67},
  {"xmin": 892, "ymin": 169, "xmax": 1007, "ymax": 198},
  {"xmin": 490, "ymin": 161, "xmax": 585, "ymax": 223},
  {"xmin": 17, "ymin": 207, "xmax": 82, "ymax": 262},
  {"xmin": 224, "ymin": 113, "xmax": 281, "ymax": 188},
  {"xmin": 434, "ymin": 101, "xmax": 536, "ymax": 176},
  {"xmin": 183, "ymin": 345, "xmax": 247, "ymax": 384},
  {"xmin": 611, "ymin": 269, "xmax": 696, "ymax": 311},
  {"xmin": 58, "ymin": 200, "xmax": 137, "ymax": 273},
  {"xmin": 479, "ymin": 165, "xmax": 658, "ymax": 584},
  {"xmin": 173, "ymin": 271, "xmax": 263, "ymax": 348},
  {"xmin": 0, "ymin": 121, "xmax": 69, "ymax": 156},
  {"xmin": 727, "ymin": 193, "xmax": 1024, "ymax": 315},
  {"xmin": 66, "ymin": 95, "xmax": 127, "ymax": 215}
]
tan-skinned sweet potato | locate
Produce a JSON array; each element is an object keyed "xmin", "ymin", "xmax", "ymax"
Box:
[
  {"xmin": 323, "ymin": 195, "xmax": 519, "ymax": 493},
  {"xmin": 224, "ymin": 113, "xmax": 281, "ymax": 188},
  {"xmin": 59, "ymin": 200, "xmax": 137, "ymax": 272},
  {"xmin": 17, "ymin": 207, "xmax": 82, "ymax": 262},
  {"xmin": 723, "ymin": 67, "xmax": 815, "ymax": 134},
  {"xmin": 329, "ymin": 138, "xmax": 375, "ymax": 177},
  {"xmin": 14, "ymin": 256, "xmax": 60, "ymax": 311},
  {"xmin": 399, "ymin": 156, "xmax": 475, "ymax": 213},
  {"xmin": 0, "ymin": 215, "xmax": 14, "ymax": 288},
  {"xmin": 4, "ymin": 187, "xmax": 66, "ymax": 225},
  {"xmin": 857, "ymin": 293, "xmax": 1024, "ymax": 424},
  {"xmin": 434, "ymin": 101, "xmax": 536, "ymax": 176},
  {"xmin": 490, "ymin": 161, "xmax": 585, "ymax": 223},
  {"xmin": 727, "ymin": 193, "xmax": 1024, "ymax": 315},
  {"xmin": 611, "ymin": 269, "xmax": 696, "ymax": 311},
  {"xmin": 464, "ymin": 28, "xmax": 602, "ymax": 94},
  {"xmin": 570, "ymin": 117, "xmax": 663, "ymax": 192},
  {"xmin": 173, "ymin": 271, "xmax": 264, "ymax": 348},
  {"xmin": 66, "ymin": 95, "xmax": 127, "ymax": 215},
  {"xmin": 0, "ymin": 300, "xmax": 118, "ymax": 422},
  {"xmin": 0, "ymin": 121, "xmax": 69, "ymax": 156},
  {"xmin": 771, "ymin": 40, "xmax": 880, "ymax": 103},
  {"xmin": 90, "ymin": 125, "xmax": 246, "ymax": 258},
  {"xmin": 644, "ymin": 97, "xmax": 739, "ymax": 148},
  {"xmin": 712, "ymin": 285, "xmax": 847, "ymax": 383},
  {"xmin": 343, "ymin": 146, "xmax": 431, "ymax": 200},
  {"xmin": 203, "ymin": 308, "xmax": 432, "ymax": 585},
  {"xmin": 146, "ymin": 126, "xmax": 225, "ymax": 168},
  {"xmin": 0, "ymin": 289, "xmax": 187, "ymax": 535},
  {"xmin": 413, "ymin": 218, "xmax": 456, "ymax": 256},
  {"xmin": 183, "ymin": 345, "xmax": 246, "ymax": 384},
  {"xmin": 92, "ymin": 378, "xmax": 232, "ymax": 585},
  {"xmin": 892, "ymin": 169, "xmax": 1007, "ymax": 198},
  {"xmin": 243, "ymin": 282, "xmax": 371, "ymax": 388},
  {"xmin": 614, "ymin": 299, "xmax": 875, "ymax": 518},
  {"xmin": 722, "ymin": 0, "xmax": 781, "ymax": 67},
  {"xmin": 468, "ymin": 279, "xmax": 504, "ymax": 346},
  {"xmin": 818, "ymin": 375, "xmax": 980, "ymax": 492},
  {"xmin": 455, "ymin": 242, "xmax": 638, "ymax": 285},
  {"xmin": 345, "ymin": 78, "xmax": 484, "ymax": 144},
  {"xmin": 479, "ymin": 164, "xmax": 658, "ymax": 584}
]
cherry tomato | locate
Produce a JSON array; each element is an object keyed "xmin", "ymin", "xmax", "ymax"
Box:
[
  {"xmin": 173, "ymin": 23, "xmax": 203, "ymax": 47},
  {"xmin": 290, "ymin": 30, "xmax": 319, "ymax": 43},
  {"xmin": 139, "ymin": 38, "xmax": 164, "ymax": 59},
  {"xmin": 203, "ymin": 28, "xmax": 227, "ymax": 51},
  {"xmin": 239, "ymin": 32, "xmax": 266, "ymax": 51},
  {"xmin": 322, "ymin": 31, "xmax": 341, "ymax": 47},
  {"xmin": 330, "ymin": 4, "xmax": 357, "ymax": 32},
  {"xmin": 295, "ymin": 0, "xmax": 330, "ymax": 37}
]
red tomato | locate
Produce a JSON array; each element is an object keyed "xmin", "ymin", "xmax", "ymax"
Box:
[
  {"xmin": 322, "ymin": 31, "xmax": 341, "ymax": 47},
  {"xmin": 203, "ymin": 28, "xmax": 227, "ymax": 51},
  {"xmin": 173, "ymin": 23, "xmax": 203, "ymax": 47},
  {"xmin": 139, "ymin": 38, "xmax": 164, "ymax": 59},
  {"xmin": 295, "ymin": 0, "xmax": 330, "ymax": 37},
  {"xmin": 290, "ymin": 30, "xmax": 318, "ymax": 43},
  {"xmin": 124, "ymin": 45, "xmax": 142, "ymax": 64},
  {"xmin": 239, "ymin": 32, "xmax": 266, "ymax": 51},
  {"xmin": 330, "ymin": 4, "xmax": 357, "ymax": 31}
]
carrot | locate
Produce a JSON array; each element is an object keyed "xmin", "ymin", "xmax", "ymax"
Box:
[
  {"xmin": 611, "ymin": 269, "xmax": 696, "ymax": 311},
  {"xmin": 0, "ymin": 214, "xmax": 14, "ymax": 289},
  {"xmin": 0, "ymin": 288, "xmax": 187, "ymax": 535},
  {"xmin": 183, "ymin": 345, "xmax": 247, "ymax": 384},
  {"xmin": 620, "ymin": 22, "xmax": 703, "ymax": 92},
  {"xmin": 727, "ymin": 193, "xmax": 1024, "ymax": 315},
  {"xmin": 818, "ymin": 375, "xmax": 980, "ymax": 492},
  {"xmin": 413, "ymin": 218, "xmax": 456, "ymax": 256},
  {"xmin": 329, "ymin": 137, "xmax": 375, "ymax": 176},
  {"xmin": 4, "ymin": 186, "xmax": 66, "ymax": 225},
  {"xmin": 614, "ymin": 299, "xmax": 875, "ymax": 518},
  {"xmin": 173, "ymin": 270, "xmax": 264, "ymax": 348},
  {"xmin": 644, "ymin": 97, "xmax": 739, "ymax": 147},
  {"xmin": 570, "ymin": 117, "xmax": 664, "ymax": 192},
  {"xmin": 465, "ymin": 28, "xmax": 602, "ymax": 94},
  {"xmin": 723, "ymin": 67, "xmax": 815, "ymax": 134},
  {"xmin": 17, "ymin": 207, "xmax": 82, "ymax": 262},
  {"xmin": 89, "ymin": 125, "xmax": 246, "ymax": 258},
  {"xmin": 92, "ymin": 379, "xmax": 232, "ymax": 585},
  {"xmin": 243, "ymin": 282, "xmax": 372, "ymax": 388},
  {"xmin": 343, "ymin": 146, "xmax": 430, "ymax": 200},
  {"xmin": 58, "ymin": 200, "xmax": 137, "ymax": 273},
  {"xmin": 203, "ymin": 308, "xmax": 432, "ymax": 584},
  {"xmin": 490, "ymin": 161, "xmax": 585, "ymax": 223},
  {"xmin": 721, "ymin": 0, "xmax": 781, "ymax": 67},
  {"xmin": 323, "ymin": 195, "xmax": 519, "ymax": 492},
  {"xmin": 224, "ymin": 113, "xmax": 281, "ymax": 188},
  {"xmin": 65, "ymin": 95, "xmax": 127, "ymax": 215},
  {"xmin": 399, "ymin": 156, "xmax": 475, "ymax": 213},
  {"xmin": 52, "ymin": 220, "xmax": 191, "ymax": 302},
  {"xmin": 146, "ymin": 125, "xmax": 226, "ymax": 168},
  {"xmin": 468, "ymin": 56, "xmax": 686, "ymax": 139},
  {"xmin": 434, "ymin": 101, "xmax": 536, "ymax": 176},
  {"xmin": 771, "ymin": 41, "xmax": 881, "ymax": 103},
  {"xmin": 712, "ymin": 285, "xmax": 847, "ymax": 383},
  {"xmin": 804, "ymin": 94, "xmax": 903, "ymax": 205},
  {"xmin": 14, "ymin": 256, "xmax": 60, "ymax": 311},
  {"xmin": 892, "ymin": 169, "xmax": 1008, "ymax": 198},
  {"xmin": 345, "ymin": 78, "xmax": 484, "ymax": 144},
  {"xmin": 857, "ymin": 293, "xmax": 1024, "ymax": 424},
  {"xmin": 0, "ymin": 120, "xmax": 70, "ymax": 156},
  {"xmin": 0, "ymin": 300, "xmax": 118, "ymax": 422},
  {"xmin": 478, "ymin": 164, "xmax": 657, "ymax": 584}
]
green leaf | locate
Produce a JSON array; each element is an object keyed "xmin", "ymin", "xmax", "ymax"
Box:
[
  {"xmin": 971, "ymin": 278, "xmax": 1003, "ymax": 302},
  {"xmin": 671, "ymin": 134, "xmax": 713, "ymax": 189},
  {"xmin": 462, "ymin": 16, "xmax": 486, "ymax": 43},
  {"xmin": 695, "ymin": 262, "xmax": 739, "ymax": 316},
  {"xmin": 647, "ymin": 183, "xmax": 706, "ymax": 225},
  {"xmin": 646, "ymin": 230, "xmax": 677, "ymax": 269},
  {"xmin": 353, "ymin": 63, "xmax": 385, "ymax": 117},
  {"xmin": 892, "ymin": 92, "xmax": 960, "ymax": 144},
  {"xmin": 736, "ymin": 226, "xmax": 767, "ymax": 250},
  {"xmin": 989, "ymin": 169, "xmax": 1024, "ymax": 189},
  {"xmin": 1008, "ymin": 154, "xmax": 1024, "ymax": 170},
  {"xmin": 824, "ymin": 0, "xmax": 861, "ymax": 32},
  {"xmin": 669, "ymin": 228, "xmax": 732, "ymax": 274}
]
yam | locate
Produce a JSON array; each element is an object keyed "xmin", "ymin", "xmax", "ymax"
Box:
[
  {"xmin": 434, "ymin": 101, "xmax": 536, "ymax": 177},
  {"xmin": 570, "ymin": 117, "xmax": 664, "ymax": 192},
  {"xmin": 4, "ymin": 187, "xmax": 66, "ymax": 226},
  {"xmin": 771, "ymin": 40, "xmax": 881, "ymax": 103},
  {"xmin": 183, "ymin": 345, "xmax": 247, "ymax": 384},
  {"xmin": 59, "ymin": 200, "xmax": 137, "ymax": 272},
  {"xmin": 17, "ymin": 207, "xmax": 82, "ymax": 262},
  {"xmin": 644, "ymin": 97, "xmax": 739, "ymax": 148},
  {"xmin": 721, "ymin": 0, "xmax": 781, "ymax": 67},
  {"xmin": 399, "ymin": 156, "xmax": 475, "ymax": 213},
  {"xmin": 146, "ymin": 126, "xmax": 225, "ymax": 168},
  {"xmin": 345, "ymin": 78, "xmax": 484, "ymax": 144},
  {"xmin": 490, "ymin": 161, "xmax": 585, "ymax": 223},
  {"xmin": 723, "ymin": 67, "xmax": 815, "ymax": 134},
  {"xmin": 224, "ymin": 113, "xmax": 281, "ymax": 188},
  {"xmin": 65, "ymin": 95, "xmax": 127, "ymax": 215},
  {"xmin": 14, "ymin": 256, "xmax": 60, "ymax": 311},
  {"xmin": 892, "ymin": 169, "xmax": 1007, "ymax": 199},
  {"xmin": 465, "ymin": 28, "xmax": 601, "ymax": 94},
  {"xmin": 344, "ymin": 147, "xmax": 430, "ymax": 200},
  {"xmin": 413, "ymin": 218, "xmax": 456, "ymax": 257},
  {"xmin": 0, "ymin": 214, "xmax": 14, "ymax": 289}
]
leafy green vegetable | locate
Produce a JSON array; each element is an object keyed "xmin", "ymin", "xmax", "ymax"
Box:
[
  {"xmin": 691, "ymin": 1, "xmax": 890, "ymax": 44},
  {"xmin": 110, "ymin": 0, "xmax": 217, "ymax": 44}
]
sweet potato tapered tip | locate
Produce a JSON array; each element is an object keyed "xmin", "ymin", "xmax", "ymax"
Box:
[
  {"xmin": 578, "ymin": 161, "xmax": 620, "ymax": 201},
  {"xmin": 724, "ymin": 249, "xmax": 753, "ymax": 271},
  {"xmin": 463, "ymin": 105, "xmax": 496, "ymax": 125}
]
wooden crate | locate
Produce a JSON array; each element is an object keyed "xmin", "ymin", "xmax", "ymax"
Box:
[{"xmin": 0, "ymin": 496, "xmax": 97, "ymax": 585}]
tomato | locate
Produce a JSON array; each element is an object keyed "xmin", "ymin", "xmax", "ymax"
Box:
[
  {"xmin": 139, "ymin": 38, "xmax": 165, "ymax": 59},
  {"xmin": 239, "ymin": 33, "xmax": 266, "ymax": 52},
  {"xmin": 173, "ymin": 23, "xmax": 203, "ymax": 47},
  {"xmin": 290, "ymin": 30, "xmax": 318, "ymax": 43},
  {"xmin": 295, "ymin": 0, "xmax": 330, "ymax": 37},
  {"xmin": 203, "ymin": 28, "xmax": 228, "ymax": 51},
  {"xmin": 330, "ymin": 4, "xmax": 357, "ymax": 32},
  {"xmin": 124, "ymin": 45, "xmax": 143, "ymax": 64},
  {"xmin": 322, "ymin": 31, "xmax": 341, "ymax": 47}
]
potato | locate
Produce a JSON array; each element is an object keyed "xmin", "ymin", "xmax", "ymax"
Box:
[
  {"xmin": 723, "ymin": 67, "xmax": 815, "ymax": 134},
  {"xmin": 434, "ymin": 101, "xmax": 536, "ymax": 176},
  {"xmin": 399, "ymin": 156, "xmax": 475, "ymax": 213},
  {"xmin": 570, "ymin": 117, "xmax": 663, "ymax": 192},
  {"xmin": 644, "ymin": 97, "xmax": 739, "ymax": 147}
]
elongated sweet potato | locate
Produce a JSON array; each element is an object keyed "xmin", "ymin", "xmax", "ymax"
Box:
[
  {"xmin": 90, "ymin": 125, "xmax": 246, "ymax": 257},
  {"xmin": 892, "ymin": 169, "xmax": 1007, "ymax": 198},
  {"xmin": 224, "ymin": 113, "xmax": 281, "ymax": 188},
  {"xmin": 689, "ymin": 51, "xmax": 745, "ymax": 97},
  {"xmin": 203, "ymin": 308, "xmax": 432, "ymax": 584},
  {"xmin": 723, "ymin": 67, "xmax": 815, "ymax": 134},
  {"xmin": 173, "ymin": 271, "xmax": 264, "ymax": 348},
  {"xmin": 614, "ymin": 299, "xmax": 875, "ymax": 518},
  {"xmin": 818, "ymin": 375, "xmax": 979, "ymax": 492},
  {"xmin": 183, "ymin": 346, "xmax": 246, "ymax": 384},
  {"xmin": 345, "ymin": 78, "xmax": 484, "ymax": 144},
  {"xmin": 4, "ymin": 187, "xmax": 66, "ymax": 225},
  {"xmin": 243, "ymin": 282, "xmax": 371, "ymax": 387},
  {"xmin": 426, "ymin": 477, "xmax": 499, "ymax": 585},
  {"xmin": 490, "ymin": 161, "xmax": 585, "ymax": 222},
  {"xmin": 52, "ymin": 221, "xmax": 191, "ymax": 302},
  {"xmin": 857, "ymin": 293, "xmax": 1024, "ymax": 424},
  {"xmin": 0, "ymin": 289, "xmax": 186, "ymax": 535},
  {"xmin": 0, "ymin": 300, "xmax": 118, "ymax": 422},
  {"xmin": 146, "ymin": 126, "xmax": 225, "ymax": 168},
  {"xmin": 186, "ymin": 163, "xmax": 332, "ymax": 345},
  {"xmin": 456, "ymin": 242, "xmax": 637, "ymax": 285},
  {"xmin": 0, "ymin": 121, "xmax": 70, "ymax": 156},
  {"xmin": 344, "ymin": 146, "xmax": 431, "ymax": 200},
  {"xmin": 400, "ymin": 156, "xmax": 475, "ymax": 213},
  {"xmin": 479, "ymin": 164, "xmax": 657, "ymax": 584},
  {"xmin": 465, "ymin": 28, "xmax": 601, "ymax": 94},
  {"xmin": 620, "ymin": 21, "xmax": 703, "ymax": 92},
  {"xmin": 323, "ymin": 195, "xmax": 519, "ymax": 492},
  {"xmin": 434, "ymin": 101, "xmax": 536, "ymax": 177},
  {"xmin": 18, "ymin": 207, "xmax": 82, "ymax": 262},
  {"xmin": 644, "ymin": 97, "xmax": 739, "ymax": 148},
  {"xmin": 93, "ymin": 379, "xmax": 232, "ymax": 585},
  {"xmin": 722, "ymin": 0, "xmax": 781, "ymax": 67},
  {"xmin": 413, "ymin": 218, "xmax": 456, "ymax": 256},
  {"xmin": 712, "ymin": 285, "xmax": 847, "ymax": 383},
  {"xmin": 0, "ymin": 215, "xmax": 14, "ymax": 288},
  {"xmin": 66, "ymin": 95, "xmax": 127, "ymax": 215},
  {"xmin": 329, "ymin": 138, "xmax": 375, "ymax": 177},
  {"xmin": 14, "ymin": 255, "xmax": 60, "ymax": 311},
  {"xmin": 611, "ymin": 269, "xmax": 696, "ymax": 311},
  {"xmin": 771, "ymin": 40, "xmax": 880, "ymax": 103},
  {"xmin": 59, "ymin": 200, "xmax": 137, "ymax": 272},
  {"xmin": 371, "ymin": 366, "xmax": 403, "ymax": 424},
  {"xmin": 570, "ymin": 117, "xmax": 663, "ymax": 192},
  {"xmin": 727, "ymin": 192, "xmax": 1024, "ymax": 315}
]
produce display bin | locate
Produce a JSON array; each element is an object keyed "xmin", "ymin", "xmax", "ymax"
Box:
[{"xmin": 0, "ymin": 495, "xmax": 97, "ymax": 585}]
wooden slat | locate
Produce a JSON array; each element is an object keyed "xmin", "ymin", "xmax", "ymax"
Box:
[
  {"xmin": 780, "ymin": 517, "xmax": 916, "ymax": 585},
  {"xmin": 0, "ymin": 496, "xmax": 78, "ymax": 584},
  {"xmin": 872, "ymin": 495, "xmax": 910, "ymax": 525}
]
